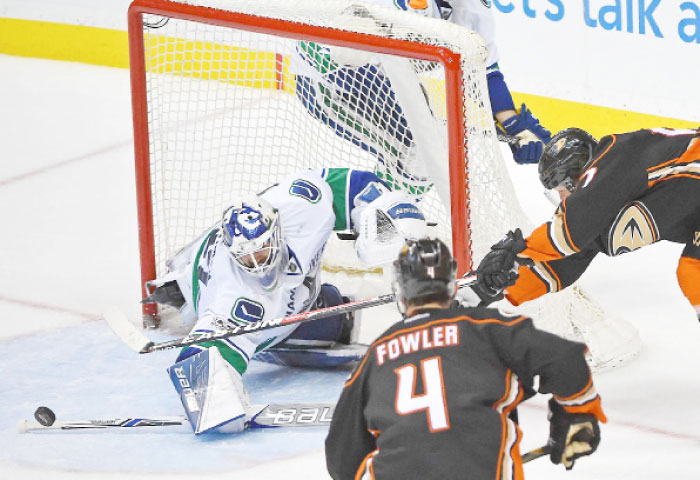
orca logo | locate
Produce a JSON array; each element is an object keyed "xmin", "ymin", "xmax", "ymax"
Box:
[
  {"xmin": 230, "ymin": 298, "xmax": 265, "ymax": 326},
  {"xmin": 289, "ymin": 179, "xmax": 322, "ymax": 203},
  {"xmin": 608, "ymin": 202, "xmax": 659, "ymax": 256},
  {"xmin": 387, "ymin": 203, "xmax": 425, "ymax": 220},
  {"xmin": 480, "ymin": 0, "xmax": 492, "ymax": 7}
]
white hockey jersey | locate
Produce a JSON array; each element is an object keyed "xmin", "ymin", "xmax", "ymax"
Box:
[{"xmin": 177, "ymin": 170, "xmax": 336, "ymax": 371}]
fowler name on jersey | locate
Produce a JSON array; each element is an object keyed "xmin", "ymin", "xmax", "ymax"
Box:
[{"xmin": 375, "ymin": 322, "xmax": 459, "ymax": 365}]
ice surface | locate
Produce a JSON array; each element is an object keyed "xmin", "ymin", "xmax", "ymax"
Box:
[{"xmin": 1, "ymin": 53, "xmax": 699, "ymax": 479}]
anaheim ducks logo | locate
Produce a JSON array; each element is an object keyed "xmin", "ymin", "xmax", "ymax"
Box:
[
  {"xmin": 608, "ymin": 201, "xmax": 659, "ymax": 256},
  {"xmin": 694, "ymin": 231, "xmax": 700, "ymax": 247}
]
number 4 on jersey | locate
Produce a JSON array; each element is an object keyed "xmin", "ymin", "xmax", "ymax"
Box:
[{"xmin": 394, "ymin": 356, "xmax": 450, "ymax": 432}]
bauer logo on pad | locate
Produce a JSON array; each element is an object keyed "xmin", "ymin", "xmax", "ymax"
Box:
[
  {"xmin": 231, "ymin": 298, "xmax": 265, "ymax": 326},
  {"xmin": 387, "ymin": 203, "xmax": 425, "ymax": 220}
]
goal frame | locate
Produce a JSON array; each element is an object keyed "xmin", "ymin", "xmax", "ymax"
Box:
[{"xmin": 128, "ymin": 0, "xmax": 472, "ymax": 312}]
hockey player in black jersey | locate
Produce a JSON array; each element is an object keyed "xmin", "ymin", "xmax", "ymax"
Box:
[
  {"xmin": 325, "ymin": 238, "xmax": 606, "ymax": 479},
  {"xmin": 476, "ymin": 127, "xmax": 700, "ymax": 320}
]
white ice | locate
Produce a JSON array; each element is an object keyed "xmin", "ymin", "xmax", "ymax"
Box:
[{"xmin": 1, "ymin": 53, "xmax": 699, "ymax": 479}]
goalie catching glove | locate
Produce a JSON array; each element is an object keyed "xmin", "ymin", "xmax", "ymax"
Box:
[{"xmin": 547, "ymin": 398, "xmax": 601, "ymax": 470}]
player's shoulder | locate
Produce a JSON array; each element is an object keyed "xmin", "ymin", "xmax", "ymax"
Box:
[
  {"xmin": 450, "ymin": 305, "xmax": 530, "ymax": 325},
  {"xmin": 389, "ymin": 306, "xmax": 530, "ymax": 331}
]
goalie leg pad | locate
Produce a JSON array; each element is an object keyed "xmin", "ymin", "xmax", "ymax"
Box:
[
  {"xmin": 168, "ymin": 347, "xmax": 251, "ymax": 435},
  {"xmin": 253, "ymin": 284, "xmax": 364, "ymax": 367}
]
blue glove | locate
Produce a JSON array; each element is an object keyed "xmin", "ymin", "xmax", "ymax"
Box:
[{"xmin": 499, "ymin": 104, "xmax": 552, "ymax": 164}]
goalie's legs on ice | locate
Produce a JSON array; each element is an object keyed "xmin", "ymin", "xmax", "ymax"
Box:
[{"xmin": 253, "ymin": 283, "xmax": 365, "ymax": 368}]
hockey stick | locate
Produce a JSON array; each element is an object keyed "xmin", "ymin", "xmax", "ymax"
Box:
[
  {"xmin": 522, "ymin": 445, "xmax": 551, "ymax": 463},
  {"xmin": 19, "ymin": 403, "xmax": 335, "ymax": 432},
  {"xmin": 496, "ymin": 132, "xmax": 520, "ymax": 147},
  {"xmin": 105, "ymin": 275, "xmax": 478, "ymax": 354}
]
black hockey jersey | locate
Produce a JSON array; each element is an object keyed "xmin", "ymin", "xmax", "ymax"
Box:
[
  {"xmin": 507, "ymin": 128, "xmax": 700, "ymax": 307},
  {"xmin": 325, "ymin": 306, "xmax": 605, "ymax": 480}
]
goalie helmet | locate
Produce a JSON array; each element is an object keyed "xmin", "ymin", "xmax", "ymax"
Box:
[
  {"xmin": 220, "ymin": 196, "xmax": 286, "ymax": 290},
  {"xmin": 392, "ymin": 237, "xmax": 457, "ymax": 312},
  {"xmin": 539, "ymin": 128, "xmax": 598, "ymax": 192}
]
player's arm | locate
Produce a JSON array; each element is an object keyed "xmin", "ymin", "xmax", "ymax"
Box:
[
  {"xmin": 325, "ymin": 362, "xmax": 376, "ymax": 480},
  {"xmin": 678, "ymin": 241, "xmax": 700, "ymax": 319},
  {"xmin": 489, "ymin": 316, "xmax": 604, "ymax": 418},
  {"xmin": 448, "ymin": 0, "xmax": 550, "ymax": 163},
  {"xmin": 504, "ymin": 248, "xmax": 597, "ymax": 305},
  {"xmin": 489, "ymin": 315, "xmax": 606, "ymax": 469}
]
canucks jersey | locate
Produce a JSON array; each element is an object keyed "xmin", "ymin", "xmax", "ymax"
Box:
[
  {"xmin": 325, "ymin": 306, "xmax": 605, "ymax": 480},
  {"xmin": 506, "ymin": 128, "xmax": 700, "ymax": 310},
  {"xmin": 174, "ymin": 168, "xmax": 389, "ymax": 373}
]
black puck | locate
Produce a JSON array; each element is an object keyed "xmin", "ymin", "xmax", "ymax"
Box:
[{"xmin": 34, "ymin": 406, "xmax": 56, "ymax": 426}]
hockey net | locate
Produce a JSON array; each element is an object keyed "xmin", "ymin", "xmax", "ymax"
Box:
[{"xmin": 128, "ymin": 0, "xmax": 640, "ymax": 370}]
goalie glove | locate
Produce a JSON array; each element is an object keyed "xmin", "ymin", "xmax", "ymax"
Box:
[
  {"xmin": 498, "ymin": 103, "xmax": 552, "ymax": 164},
  {"xmin": 476, "ymin": 229, "xmax": 530, "ymax": 294},
  {"xmin": 547, "ymin": 398, "xmax": 601, "ymax": 470}
]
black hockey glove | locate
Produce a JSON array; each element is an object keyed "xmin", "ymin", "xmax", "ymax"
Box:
[
  {"xmin": 547, "ymin": 398, "xmax": 601, "ymax": 470},
  {"xmin": 476, "ymin": 229, "xmax": 529, "ymax": 294}
]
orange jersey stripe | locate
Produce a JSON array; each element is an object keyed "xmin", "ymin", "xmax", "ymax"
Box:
[
  {"xmin": 562, "ymin": 396, "xmax": 607, "ymax": 423},
  {"xmin": 522, "ymin": 223, "xmax": 566, "ymax": 261},
  {"xmin": 677, "ymin": 256, "xmax": 700, "ymax": 307},
  {"xmin": 587, "ymin": 134, "xmax": 617, "ymax": 170},
  {"xmin": 493, "ymin": 370, "xmax": 525, "ymax": 480},
  {"xmin": 505, "ymin": 266, "xmax": 549, "ymax": 306}
]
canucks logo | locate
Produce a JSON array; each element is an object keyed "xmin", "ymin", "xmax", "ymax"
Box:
[
  {"xmin": 481, "ymin": 0, "xmax": 492, "ymax": 7},
  {"xmin": 289, "ymin": 179, "xmax": 322, "ymax": 203},
  {"xmin": 230, "ymin": 298, "xmax": 265, "ymax": 326}
]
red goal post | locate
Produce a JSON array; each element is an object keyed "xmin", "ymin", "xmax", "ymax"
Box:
[
  {"xmin": 126, "ymin": 0, "xmax": 641, "ymax": 370},
  {"xmin": 128, "ymin": 0, "xmax": 478, "ymax": 308}
]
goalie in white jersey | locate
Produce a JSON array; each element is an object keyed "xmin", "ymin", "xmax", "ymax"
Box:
[{"xmin": 145, "ymin": 168, "xmax": 428, "ymax": 435}]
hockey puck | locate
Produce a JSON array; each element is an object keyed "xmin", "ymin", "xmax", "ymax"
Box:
[{"xmin": 34, "ymin": 406, "xmax": 56, "ymax": 426}]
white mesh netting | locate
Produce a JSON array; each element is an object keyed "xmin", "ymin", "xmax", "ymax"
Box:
[{"xmin": 131, "ymin": 0, "xmax": 640, "ymax": 370}]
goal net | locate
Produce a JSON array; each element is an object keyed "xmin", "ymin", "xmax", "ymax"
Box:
[{"xmin": 128, "ymin": 0, "xmax": 640, "ymax": 370}]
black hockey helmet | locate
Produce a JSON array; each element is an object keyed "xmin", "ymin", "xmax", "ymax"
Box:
[
  {"xmin": 392, "ymin": 238, "xmax": 457, "ymax": 310},
  {"xmin": 538, "ymin": 128, "xmax": 598, "ymax": 192}
]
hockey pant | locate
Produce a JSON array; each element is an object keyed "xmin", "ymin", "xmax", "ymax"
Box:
[{"xmin": 253, "ymin": 283, "xmax": 365, "ymax": 367}]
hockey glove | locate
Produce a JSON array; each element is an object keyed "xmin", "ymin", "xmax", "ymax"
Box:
[
  {"xmin": 547, "ymin": 398, "xmax": 601, "ymax": 470},
  {"xmin": 476, "ymin": 229, "xmax": 529, "ymax": 294},
  {"xmin": 453, "ymin": 273, "xmax": 501, "ymax": 308},
  {"xmin": 499, "ymin": 103, "xmax": 552, "ymax": 164}
]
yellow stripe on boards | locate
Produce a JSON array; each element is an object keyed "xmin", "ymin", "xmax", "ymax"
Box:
[
  {"xmin": 514, "ymin": 93, "xmax": 698, "ymax": 140},
  {"xmin": 1, "ymin": 18, "xmax": 694, "ymax": 135},
  {"xmin": 0, "ymin": 18, "xmax": 128, "ymax": 68}
]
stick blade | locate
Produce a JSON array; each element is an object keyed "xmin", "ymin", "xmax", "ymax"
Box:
[{"xmin": 103, "ymin": 307, "xmax": 151, "ymax": 353}]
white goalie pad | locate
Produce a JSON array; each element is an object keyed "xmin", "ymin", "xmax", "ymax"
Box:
[
  {"xmin": 352, "ymin": 190, "xmax": 428, "ymax": 266},
  {"xmin": 168, "ymin": 347, "xmax": 252, "ymax": 435}
]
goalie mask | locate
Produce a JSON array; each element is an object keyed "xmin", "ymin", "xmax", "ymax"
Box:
[
  {"xmin": 539, "ymin": 128, "xmax": 598, "ymax": 203},
  {"xmin": 392, "ymin": 238, "xmax": 457, "ymax": 313},
  {"xmin": 221, "ymin": 196, "xmax": 286, "ymax": 291}
]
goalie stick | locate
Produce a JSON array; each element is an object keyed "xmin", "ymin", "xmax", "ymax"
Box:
[
  {"xmin": 19, "ymin": 403, "xmax": 335, "ymax": 432},
  {"xmin": 105, "ymin": 275, "xmax": 478, "ymax": 354}
]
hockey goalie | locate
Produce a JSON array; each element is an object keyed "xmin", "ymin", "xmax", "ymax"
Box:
[{"xmin": 143, "ymin": 168, "xmax": 428, "ymax": 434}]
